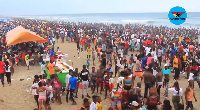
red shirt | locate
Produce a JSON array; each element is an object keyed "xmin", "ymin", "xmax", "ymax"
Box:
[
  {"xmin": 125, "ymin": 41, "xmax": 129, "ymax": 48},
  {"xmin": 191, "ymin": 66, "xmax": 200, "ymax": 71},
  {"xmin": 143, "ymin": 41, "xmax": 147, "ymax": 46},
  {"xmin": 147, "ymin": 40, "xmax": 152, "ymax": 45},
  {"xmin": 179, "ymin": 46, "xmax": 184, "ymax": 52},
  {"xmin": 21, "ymin": 52, "xmax": 25, "ymax": 60},
  {"xmin": 0, "ymin": 62, "xmax": 5, "ymax": 74},
  {"xmin": 81, "ymin": 39, "xmax": 86, "ymax": 45}
]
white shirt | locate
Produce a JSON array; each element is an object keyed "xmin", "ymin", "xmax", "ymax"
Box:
[
  {"xmin": 145, "ymin": 47, "xmax": 151, "ymax": 56},
  {"xmin": 117, "ymin": 76, "xmax": 124, "ymax": 92},
  {"xmin": 188, "ymin": 73, "xmax": 194, "ymax": 81},
  {"xmin": 118, "ymin": 64, "xmax": 124, "ymax": 72},
  {"xmin": 41, "ymin": 64, "xmax": 46, "ymax": 75},
  {"xmin": 32, "ymin": 82, "xmax": 39, "ymax": 95},
  {"xmin": 184, "ymin": 48, "xmax": 189, "ymax": 56},
  {"xmin": 47, "ymin": 86, "xmax": 53, "ymax": 98},
  {"xmin": 65, "ymin": 74, "xmax": 71, "ymax": 87},
  {"xmin": 52, "ymin": 38, "xmax": 55, "ymax": 42},
  {"xmin": 4, "ymin": 65, "xmax": 11, "ymax": 72},
  {"xmin": 109, "ymin": 78, "xmax": 113, "ymax": 84},
  {"xmin": 157, "ymin": 49, "xmax": 163, "ymax": 57},
  {"xmin": 153, "ymin": 69, "xmax": 158, "ymax": 76},
  {"xmin": 168, "ymin": 88, "xmax": 183, "ymax": 96},
  {"xmin": 90, "ymin": 102, "xmax": 97, "ymax": 110}
]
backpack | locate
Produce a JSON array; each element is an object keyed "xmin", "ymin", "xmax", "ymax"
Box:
[{"xmin": 147, "ymin": 96, "xmax": 159, "ymax": 106}]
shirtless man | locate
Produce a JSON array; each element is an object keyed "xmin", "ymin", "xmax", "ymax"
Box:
[
  {"xmin": 155, "ymin": 67, "xmax": 163, "ymax": 98},
  {"xmin": 143, "ymin": 67, "xmax": 154, "ymax": 98},
  {"xmin": 96, "ymin": 65, "xmax": 105, "ymax": 94}
]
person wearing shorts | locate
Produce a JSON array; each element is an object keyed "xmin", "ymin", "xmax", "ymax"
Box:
[{"xmin": 111, "ymin": 90, "xmax": 121, "ymax": 110}]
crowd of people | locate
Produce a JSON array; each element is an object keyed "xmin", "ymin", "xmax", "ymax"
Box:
[{"xmin": 0, "ymin": 18, "xmax": 200, "ymax": 110}]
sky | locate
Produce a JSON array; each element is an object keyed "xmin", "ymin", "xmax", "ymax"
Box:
[{"xmin": 0, "ymin": 0, "xmax": 200, "ymax": 16}]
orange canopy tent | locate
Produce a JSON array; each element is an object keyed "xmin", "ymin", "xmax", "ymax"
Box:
[{"xmin": 6, "ymin": 26, "xmax": 47, "ymax": 46}]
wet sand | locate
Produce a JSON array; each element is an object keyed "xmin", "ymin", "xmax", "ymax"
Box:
[{"xmin": 0, "ymin": 39, "xmax": 199, "ymax": 110}]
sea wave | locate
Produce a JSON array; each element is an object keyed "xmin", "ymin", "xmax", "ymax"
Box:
[
  {"xmin": 100, "ymin": 20, "xmax": 117, "ymax": 23},
  {"xmin": 120, "ymin": 19, "xmax": 155, "ymax": 24}
]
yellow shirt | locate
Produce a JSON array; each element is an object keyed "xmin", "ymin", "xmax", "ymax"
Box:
[
  {"xmin": 97, "ymin": 102, "xmax": 102, "ymax": 110},
  {"xmin": 173, "ymin": 58, "xmax": 178, "ymax": 68},
  {"xmin": 178, "ymin": 36, "xmax": 184, "ymax": 41},
  {"xmin": 25, "ymin": 55, "xmax": 29, "ymax": 61},
  {"xmin": 87, "ymin": 48, "xmax": 92, "ymax": 55},
  {"xmin": 183, "ymin": 55, "xmax": 186, "ymax": 62}
]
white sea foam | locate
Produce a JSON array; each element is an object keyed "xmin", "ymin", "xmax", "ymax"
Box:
[{"xmin": 121, "ymin": 19, "xmax": 150, "ymax": 23}]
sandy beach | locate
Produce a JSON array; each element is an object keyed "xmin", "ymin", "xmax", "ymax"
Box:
[{"xmin": 0, "ymin": 39, "xmax": 199, "ymax": 110}]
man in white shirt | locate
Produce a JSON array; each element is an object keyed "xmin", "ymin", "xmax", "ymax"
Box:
[
  {"xmin": 65, "ymin": 70, "xmax": 72, "ymax": 102},
  {"xmin": 184, "ymin": 48, "xmax": 189, "ymax": 57},
  {"xmin": 90, "ymin": 95, "xmax": 97, "ymax": 110},
  {"xmin": 145, "ymin": 46, "xmax": 151, "ymax": 56},
  {"xmin": 117, "ymin": 73, "xmax": 124, "ymax": 92}
]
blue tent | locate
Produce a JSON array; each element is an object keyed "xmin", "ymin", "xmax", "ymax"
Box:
[{"xmin": 0, "ymin": 18, "xmax": 11, "ymax": 22}]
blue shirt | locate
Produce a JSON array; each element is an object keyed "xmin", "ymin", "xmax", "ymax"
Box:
[
  {"xmin": 49, "ymin": 51, "xmax": 55, "ymax": 57},
  {"xmin": 108, "ymin": 68, "xmax": 113, "ymax": 72},
  {"xmin": 163, "ymin": 48, "xmax": 165, "ymax": 54},
  {"xmin": 141, "ymin": 57, "xmax": 147, "ymax": 68},
  {"xmin": 174, "ymin": 47, "xmax": 178, "ymax": 52},
  {"xmin": 69, "ymin": 77, "xmax": 78, "ymax": 89},
  {"xmin": 162, "ymin": 69, "xmax": 171, "ymax": 74},
  {"xmin": 87, "ymin": 62, "xmax": 90, "ymax": 67},
  {"xmin": 181, "ymin": 41, "xmax": 185, "ymax": 45},
  {"xmin": 70, "ymin": 33, "xmax": 73, "ymax": 38},
  {"xmin": 130, "ymin": 56, "xmax": 133, "ymax": 60},
  {"xmin": 171, "ymin": 49, "xmax": 175, "ymax": 58}
]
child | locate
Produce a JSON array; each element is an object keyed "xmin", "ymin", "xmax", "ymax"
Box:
[
  {"xmin": 130, "ymin": 54, "xmax": 134, "ymax": 62},
  {"xmin": 109, "ymin": 72, "xmax": 114, "ymax": 92},
  {"xmin": 15, "ymin": 54, "xmax": 19, "ymax": 66},
  {"xmin": 92, "ymin": 48, "xmax": 95, "ymax": 66},
  {"xmin": 104, "ymin": 73, "xmax": 111, "ymax": 99},
  {"xmin": 97, "ymin": 96, "xmax": 102, "ymax": 110},
  {"xmin": 86, "ymin": 60, "xmax": 90, "ymax": 69},
  {"xmin": 162, "ymin": 99, "xmax": 172, "ymax": 110},
  {"xmin": 83, "ymin": 98, "xmax": 91, "ymax": 110},
  {"xmin": 56, "ymin": 47, "xmax": 60, "ymax": 52},
  {"xmin": 46, "ymin": 79, "xmax": 53, "ymax": 110}
]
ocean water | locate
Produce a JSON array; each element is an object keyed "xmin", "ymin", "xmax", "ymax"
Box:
[{"xmin": 20, "ymin": 13, "xmax": 200, "ymax": 28}]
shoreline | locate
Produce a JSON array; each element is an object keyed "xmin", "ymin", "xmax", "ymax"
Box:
[{"xmin": 2, "ymin": 15, "xmax": 199, "ymax": 29}]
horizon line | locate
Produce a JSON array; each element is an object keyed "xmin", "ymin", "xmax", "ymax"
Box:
[{"xmin": 2, "ymin": 11, "xmax": 200, "ymax": 16}]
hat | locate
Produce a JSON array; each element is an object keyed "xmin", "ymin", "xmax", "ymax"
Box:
[
  {"xmin": 164, "ymin": 64, "xmax": 168, "ymax": 67},
  {"xmin": 132, "ymin": 101, "xmax": 139, "ymax": 106}
]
